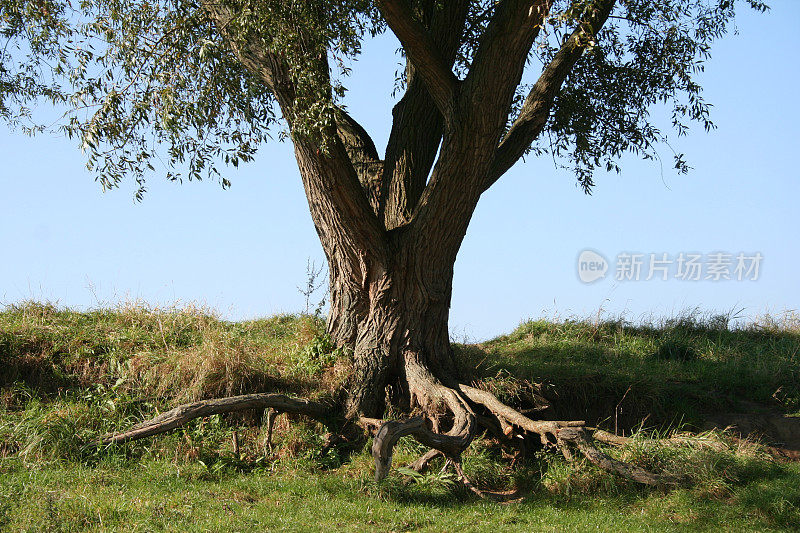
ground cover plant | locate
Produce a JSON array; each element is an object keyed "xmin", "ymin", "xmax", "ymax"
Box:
[{"xmin": 1, "ymin": 301, "xmax": 798, "ymax": 530}]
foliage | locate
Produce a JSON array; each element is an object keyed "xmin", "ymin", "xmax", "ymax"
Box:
[
  {"xmin": 290, "ymin": 332, "xmax": 348, "ymax": 377},
  {"xmin": 540, "ymin": 0, "xmax": 769, "ymax": 191},
  {"xmin": 1, "ymin": 0, "xmax": 769, "ymax": 198}
]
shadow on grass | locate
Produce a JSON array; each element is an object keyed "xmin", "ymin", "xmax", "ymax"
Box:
[
  {"xmin": 367, "ymin": 450, "xmax": 800, "ymax": 529},
  {"xmin": 454, "ymin": 318, "xmax": 800, "ymax": 435}
]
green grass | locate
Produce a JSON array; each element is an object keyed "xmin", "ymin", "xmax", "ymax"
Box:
[
  {"xmin": 457, "ymin": 311, "xmax": 800, "ymax": 425},
  {"xmin": 1, "ymin": 456, "xmax": 798, "ymax": 532},
  {"xmin": 1, "ymin": 301, "xmax": 799, "ymax": 531}
]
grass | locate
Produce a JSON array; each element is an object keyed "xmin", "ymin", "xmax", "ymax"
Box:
[
  {"xmin": 1, "ymin": 301, "xmax": 799, "ymax": 531},
  {"xmin": 1, "ymin": 458, "xmax": 798, "ymax": 532},
  {"xmin": 457, "ymin": 310, "xmax": 800, "ymax": 426}
]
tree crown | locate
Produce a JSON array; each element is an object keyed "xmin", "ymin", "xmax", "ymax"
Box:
[{"xmin": 1, "ymin": 0, "xmax": 768, "ymax": 199}]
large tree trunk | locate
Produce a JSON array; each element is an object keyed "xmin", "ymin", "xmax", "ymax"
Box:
[
  {"xmin": 180, "ymin": 0, "xmax": 664, "ymax": 489},
  {"xmin": 326, "ymin": 235, "xmax": 459, "ymax": 420}
]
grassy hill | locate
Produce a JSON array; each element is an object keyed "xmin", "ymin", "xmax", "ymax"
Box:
[{"xmin": 1, "ymin": 301, "xmax": 799, "ymax": 531}]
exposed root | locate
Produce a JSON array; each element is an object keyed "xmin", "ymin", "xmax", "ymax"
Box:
[
  {"xmin": 447, "ymin": 460, "xmax": 523, "ymax": 502},
  {"xmin": 91, "ymin": 393, "xmax": 331, "ymax": 447},
  {"xmin": 358, "ymin": 417, "xmax": 384, "ymax": 435},
  {"xmin": 461, "ymin": 384, "xmax": 583, "ymax": 444},
  {"xmin": 263, "ymin": 408, "xmax": 278, "ymax": 454},
  {"xmin": 591, "ymin": 428, "xmax": 729, "ymax": 450},
  {"xmin": 591, "ymin": 428, "xmax": 800, "ymax": 463},
  {"xmin": 368, "ymin": 364, "xmax": 662, "ymax": 486},
  {"xmin": 231, "ymin": 429, "xmax": 240, "ymax": 455},
  {"xmin": 320, "ymin": 432, "xmax": 349, "ymax": 456},
  {"xmin": 407, "ymin": 449, "xmax": 443, "ymax": 473},
  {"xmin": 460, "ymin": 383, "xmax": 661, "ymax": 486},
  {"xmin": 557, "ymin": 427, "xmax": 661, "ymax": 486},
  {"xmin": 371, "ymin": 354, "xmax": 477, "ymax": 481},
  {"xmin": 451, "ymin": 460, "xmax": 483, "ymax": 498},
  {"xmin": 90, "ymin": 373, "xmax": 766, "ymax": 492},
  {"xmin": 371, "ymin": 415, "xmax": 475, "ymax": 481}
]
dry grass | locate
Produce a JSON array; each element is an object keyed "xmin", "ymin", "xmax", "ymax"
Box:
[
  {"xmin": 0, "ymin": 301, "xmax": 342, "ymax": 408},
  {"xmin": 1, "ymin": 302, "xmax": 800, "ymax": 530}
]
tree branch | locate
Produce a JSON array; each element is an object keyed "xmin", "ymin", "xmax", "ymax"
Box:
[
  {"xmin": 376, "ymin": 0, "xmax": 459, "ymax": 116},
  {"xmin": 380, "ymin": 0, "xmax": 469, "ymax": 228},
  {"xmin": 484, "ymin": 0, "xmax": 616, "ymax": 191},
  {"xmin": 461, "ymin": 0, "xmax": 552, "ymax": 124},
  {"xmin": 405, "ymin": 0, "xmax": 553, "ymax": 256},
  {"xmin": 203, "ymin": 2, "xmax": 387, "ymax": 265},
  {"xmin": 336, "ymin": 107, "xmax": 380, "ymax": 163},
  {"xmin": 336, "ymin": 107, "xmax": 383, "ymax": 211}
]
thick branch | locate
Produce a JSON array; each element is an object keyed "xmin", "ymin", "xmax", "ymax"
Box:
[
  {"xmin": 93, "ymin": 393, "xmax": 331, "ymax": 446},
  {"xmin": 336, "ymin": 107, "xmax": 380, "ymax": 163},
  {"xmin": 380, "ymin": 1, "xmax": 469, "ymax": 229},
  {"xmin": 405, "ymin": 1, "xmax": 552, "ymax": 255},
  {"xmin": 484, "ymin": 0, "xmax": 616, "ymax": 191},
  {"xmin": 461, "ymin": 0, "xmax": 552, "ymax": 126},
  {"xmin": 376, "ymin": 0, "xmax": 458, "ymax": 116},
  {"xmin": 336, "ymin": 107, "xmax": 383, "ymax": 211},
  {"xmin": 204, "ymin": 2, "xmax": 387, "ymax": 269},
  {"xmin": 380, "ymin": 83, "xmax": 441, "ymax": 228}
]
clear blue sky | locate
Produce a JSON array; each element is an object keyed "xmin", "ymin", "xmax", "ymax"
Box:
[{"xmin": 1, "ymin": 2, "xmax": 798, "ymax": 341}]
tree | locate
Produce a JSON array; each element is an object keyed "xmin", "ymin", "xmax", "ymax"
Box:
[{"xmin": 1, "ymin": 0, "xmax": 768, "ymax": 486}]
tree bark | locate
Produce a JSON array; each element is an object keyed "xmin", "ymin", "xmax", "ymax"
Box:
[
  {"xmin": 179, "ymin": 0, "xmax": 672, "ymax": 488},
  {"xmin": 324, "ymin": 230, "xmax": 461, "ymax": 419}
]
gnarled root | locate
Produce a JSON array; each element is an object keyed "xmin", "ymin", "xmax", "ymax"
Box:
[
  {"xmin": 370, "ymin": 354, "xmax": 476, "ymax": 481},
  {"xmin": 557, "ymin": 427, "xmax": 660, "ymax": 486},
  {"xmin": 460, "ymin": 384, "xmax": 584, "ymax": 444},
  {"xmin": 459, "ymin": 384, "xmax": 662, "ymax": 486},
  {"xmin": 91, "ymin": 393, "xmax": 331, "ymax": 447},
  {"xmin": 406, "ymin": 449, "xmax": 443, "ymax": 473},
  {"xmin": 94, "ymin": 375, "xmax": 678, "ymax": 489},
  {"xmin": 366, "ymin": 355, "xmax": 661, "ymax": 487},
  {"xmin": 450, "ymin": 460, "xmax": 523, "ymax": 501}
]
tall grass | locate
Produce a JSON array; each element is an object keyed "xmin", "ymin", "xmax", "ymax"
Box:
[
  {"xmin": 455, "ymin": 309, "xmax": 800, "ymax": 426},
  {"xmin": 1, "ymin": 301, "xmax": 799, "ymax": 530}
]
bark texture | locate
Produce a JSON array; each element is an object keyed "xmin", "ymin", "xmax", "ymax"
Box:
[{"xmin": 174, "ymin": 0, "xmax": 663, "ymax": 487}]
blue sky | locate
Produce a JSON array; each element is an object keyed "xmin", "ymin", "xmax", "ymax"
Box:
[{"xmin": 1, "ymin": 2, "xmax": 798, "ymax": 341}]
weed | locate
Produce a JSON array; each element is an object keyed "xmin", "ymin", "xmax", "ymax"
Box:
[{"xmin": 290, "ymin": 332, "xmax": 349, "ymax": 378}]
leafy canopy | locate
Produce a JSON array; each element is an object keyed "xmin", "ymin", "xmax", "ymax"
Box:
[{"xmin": 0, "ymin": 0, "xmax": 768, "ymax": 198}]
